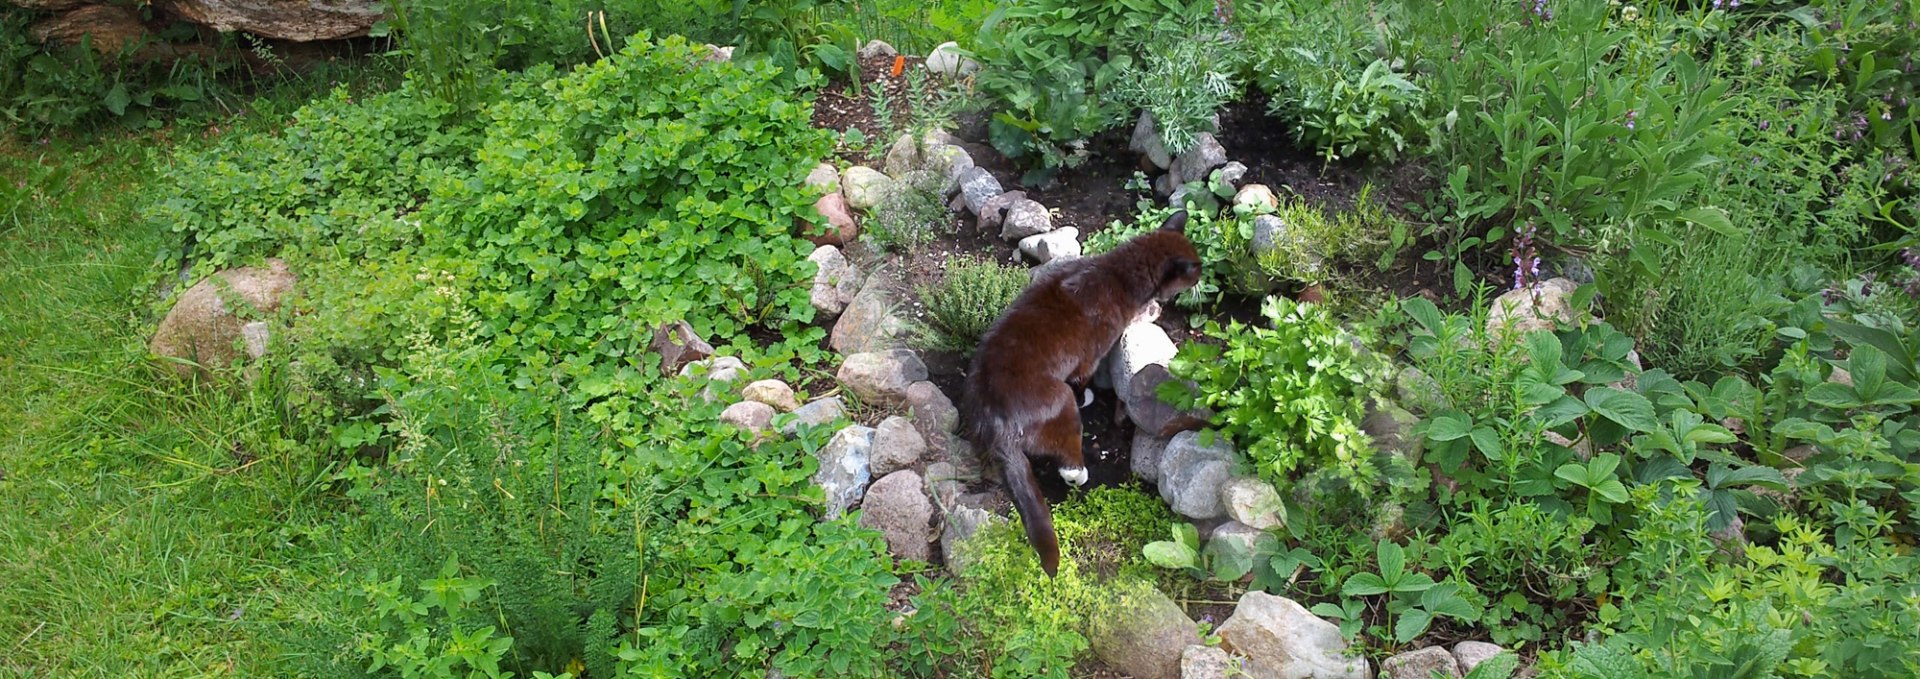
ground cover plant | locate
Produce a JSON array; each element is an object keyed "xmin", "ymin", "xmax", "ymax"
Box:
[{"xmin": 4, "ymin": 0, "xmax": 1920, "ymax": 676}]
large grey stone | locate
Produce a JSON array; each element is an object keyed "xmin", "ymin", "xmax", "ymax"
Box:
[
  {"xmin": 1158, "ymin": 431, "xmax": 1236, "ymax": 520},
  {"xmin": 149, "ymin": 259, "xmax": 296, "ymax": 381},
  {"xmin": 841, "ymin": 166, "xmax": 894, "ymax": 211},
  {"xmin": 1089, "ymin": 586, "xmax": 1202, "ymax": 679},
  {"xmin": 1128, "ymin": 364, "xmax": 1213, "ymax": 437},
  {"xmin": 1110, "ymin": 321, "xmax": 1178, "ymax": 409},
  {"xmin": 1221, "ymin": 477, "xmax": 1285, "ymax": 531},
  {"xmin": 1018, "ymin": 226, "xmax": 1080, "ymax": 263},
  {"xmin": 858, "ymin": 470, "xmax": 935, "ymax": 563},
  {"xmin": 720, "ymin": 401, "xmax": 776, "ymax": 437},
  {"xmin": 872, "ymin": 416, "xmax": 928, "ymax": 477},
  {"xmin": 1383, "ymin": 647, "xmax": 1459, "ymax": 679},
  {"xmin": 815, "ymin": 425, "xmax": 875, "ymax": 520},
  {"xmin": 837, "ymin": 349, "xmax": 929, "ymax": 408},
  {"xmin": 956, "ymin": 166, "xmax": 1006, "ymax": 216},
  {"xmin": 1451, "ymin": 641, "xmax": 1507, "ymax": 674},
  {"xmin": 830, "ymin": 275, "xmax": 907, "ymax": 354},
  {"xmin": 1170, "ymin": 132, "xmax": 1227, "ymax": 188},
  {"xmin": 1215, "ymin": 591, "xmax": 1368, "ymax": 679},
  {"xmin": 925, "ymin": 41, "xmax": 979, "ymax": 76},
  {"xmin": 781, "ymin": 396, "xmax": 847, "ymax": 436},
  {"xmin": 1132, "ymin": 431, "xmax": 1171, "ymax": 484},
  {"xmin": 808, "ymin": 245, "xmax": 861, "ymax": 319},
  {"xmin": 1181, "ymin": 644, "xmax": 1238, "ymax": 679},
  {"xmin": 742, "ymin": 379, "xmax": 801, "ymax": 412},
  {"xmin": 805, "ymin": 162, "xmax": 840, "ymax": 194},
  {"xmin": 1000, "ymin": 198, "xmax": 1053, "ymax": 240},
  {"xmin": 1486, "ymin": 277, "xmax": 1579, "ymax": 339},
  {"xmin": 1130, "ymin": 111, "xmax": 1173, "ymax": 170}
]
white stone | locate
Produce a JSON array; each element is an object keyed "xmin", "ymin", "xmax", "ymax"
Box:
[{"xmin": 1019, "ymin": 227, "xmax": 1081, "ymax": 263}]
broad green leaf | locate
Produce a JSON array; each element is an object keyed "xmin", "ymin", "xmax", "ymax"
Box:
[
  {"xmin": 1143, "ymin": 541, "xmax": 1197, "ymax": 570},
  {"xmin": 1427, "ymin": 413, "xmax": 1473, "ymax": 442},
  {"xmin": 1533, "ymin": 395, "xmax": 1590, "ymax": 428},
  {"xmin": 1376, "ymin": 540, "xmax": 1407, "ymax": 580},
  {"xmin": 1420, "ymin": 583, "xmax": 1481, "ymax": 621},
  {"xmin": 1469, "ymin": 427, "xmax": 1506, "ymax": 461},
  {"xmin": 1677, "ymin": 206, "xmax": 1740, "ymax": 236},
  {"xmin": 1805, "ymin": 383, "xmax": 1863, "ymax": 410},
  {"xmin": 1343, "ymin": 573, "xmax": 1389, "ymax": 597},
  {"xmin": 1394, "ymin": 608, "xmax": 1433, "ymax": 644},
  {"xmin": 1848, "ymin": 345, "xmax": 1889, "ymax": 402},
  {"xmin": 1591, "ymin": 479, "xmax": 1630, "ymax": 504},
  {"xmin": 1586, "ymin": 387, "xmax": 1658, "ymax": 433}
]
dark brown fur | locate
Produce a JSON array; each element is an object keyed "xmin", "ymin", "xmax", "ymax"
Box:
[{"xmin": 959, "ymin": 211, "xmax": 1203, "ymax": 576}]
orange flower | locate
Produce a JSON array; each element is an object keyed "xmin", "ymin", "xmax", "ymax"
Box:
[{"xmin": 891, "ymin": 55, "xmax": 906, "ymax": 77}]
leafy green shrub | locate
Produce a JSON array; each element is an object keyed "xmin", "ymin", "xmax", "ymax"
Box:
[
  {"xmin": 972, "ymin": 0, "xmax": 1214, "ymax": 184},
  {"xmin": 1250, "ymin": 184, "xmax": 1394, "ymax": 286},
  {"xmin": 1111, "ymin": 28, "xmax": 1239, "ymax": 155},
  {"xmin": 868, "ymin": 169, "xmax": 949, "ymax": 253},
  {"xmin": 298, "ymin": 330, "xmax": 903, "ymax": 678},
  {"xmin": 1239, "ymin": 0, "xmax": 1423, "ymax": 163},
  {"xmin": 1166, "ymin": 296, "xmax": 1390, "ymax": 493},
  {"xmin": 912, "ymin": 257, "xmax": 1029, "ymax": 352},
  {"xmin": 418, "ymin": 32, "xmax": 831, "ymax": 381}
]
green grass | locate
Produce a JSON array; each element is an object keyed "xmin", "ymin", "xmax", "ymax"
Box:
[{"xmin": 0, "ymin": 95, "xmax": 366, "ymax": 678}]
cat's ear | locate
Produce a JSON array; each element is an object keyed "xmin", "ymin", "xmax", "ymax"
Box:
[{"xmin": 1158, "ymin": 210, "xmax": 1189, "ymax": 233}]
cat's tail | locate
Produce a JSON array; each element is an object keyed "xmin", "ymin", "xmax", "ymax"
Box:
[{"xmin": 996, "ymin": 434, "xmax": 1060, "ymax": 577}]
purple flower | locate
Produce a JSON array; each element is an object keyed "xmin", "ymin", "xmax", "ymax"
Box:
[
  {"xmin": 1625, "ymin": 110, "xmax": 1638, "ymax": 130},
  {"xmin": 1758, "ymin": 119, "xmax": 1770, "ymax": 131}
]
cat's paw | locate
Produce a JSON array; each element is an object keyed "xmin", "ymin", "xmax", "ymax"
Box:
[{"xmin": 1060, "ymin": 466, "xmax": 1089, "ymax": 487}]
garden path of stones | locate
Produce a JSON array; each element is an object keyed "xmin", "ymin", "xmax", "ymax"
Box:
[{"xmin": 681, "ymin": 41, "xmax": 1569, "ymax": 679}]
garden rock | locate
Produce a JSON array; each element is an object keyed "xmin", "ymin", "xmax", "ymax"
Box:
[
  {"xmin": 885, "ymin": 133, "xmax": 924, "ymax": 177},
  {"xmin": 1221, "ymin": 477, "xmax": 1285, "ymax": 531},
  {"xmin": 1383, "ymin": 647, "xmax": 1459, "ymax": 679},
  {"xmin": 1395, "ymin": 366, "xmax": 1446, "ymax": 414},
  {"xmin": 1127, "ymin": 364, "xmax": 1212, "ymax": 437},
  {"xmin": 1019, "ymin": 226, "xmax": 1081, "ymax": 263},
  {"xmin": 742, "ymin": 379, "xmax": 801, "ymax": 412},
  {"xmin": 805, "ymin": 162, "xmax": 840, "ymax": 194},
  {"xmin": 858, "ymin": 39, "xmax": 897, "ymax": 59},
  {"xmin": 1130, "ymin": 111, "xmax": 1173, "ymax": 170},
  {"xmin": 925, "ymin": 461, "xmax": 965, "ymax": 509},
  {"xmin": 720, "ymin": 401, "xmax": 776, "ymax": 437},
  {"xmin": 781, "ymin": 396, "xmax": 847, "ymax": 436},
  {"xmin": 1362, "ymin": 403, "xmax": 1421, "ymax": 460},
  {"xmin": 956, "ymin": 166, "xmax": 1006, "ymax": 216},
  {"xmin": 1249, "ymin": 214, "xmax": 1288, "ymax": 257},
  {"xmin": 1089, "ymin": 587, "xmax": 1203, "ymax": 679},
  {"xmin": 926, "ymin": 144, "xmax": 975, "ymax": 189},
  {"xmin": 1216, "ymin": 161, "xmax": 1248, "ymax": 187},
  {"xmin": 904, "ymin": 380, "xmax": 958, "ymax": 440},
  {"xmin": 925, "ymin": 41, "xmax": 978, "ymax": 76},
  {"xmin": 1110, "ymin": 321, "xmax": 1178, "ymax": 407},
  {"xmin": 1207, "ymin": 521, "xmax": 1264, "ymax": 565},
  {"xmin": 808, "ymin": 245, "xmax": 861, "ymax": 318},
  {"xmin": 808, "ymin": 191, "xmax": 860, "ymax": 246},
  {"xmin": 1486, "ymin": 277, "xmax": 1579, "ymax": 339},
  {"xmin": 975, "ymin": 190, "xmax": 1027, "ymax": 233},
  {"xmin": 150, "ymin": 0, "xmax": 385, "ymax": 42},
  {"xmin": 830, "ymin": 275, "xmax": 907, "ymax": 353},
  {"xmin": 838, "ymin": 349, "xmax": 929, "ymax": 408},
  {"xmin": 1235, "ymin": 184, "xmax": 1279, "ymax": 212},
  {"xmin": 1452, "ymin": 642, "xmax": 1506, "ymax": 674},
  {"xmin": 149, "ymin": 258, "xmax": 297, "ymax": 380},
  {"xmin": 1216, "ymin": 591, "xmax": 1369, "ymax": 679},
  {"xmin": 1182, "ymin": 644, "xmax": 1237, "ymax": 679},
  {"xmin": 815, "ymin": 425, "xmax": 875, "ymax": 520},
  {"xmin": 1158, "ymin": 431, "xmax": 1236, "ymax": 520},
  {"xmin": 1132, "ymin": 431, "xmax": 1172, "ymax": 484},
  {"xmin": 681, "ymin": 355, "xmax": 748, "ymax": 403},
  {"xmin": 872, "ymin": 416, "xmax": 928, "ymax": 477},
  {"xmin": 841, "ymin": 166, "xmax": 894, "ymax": 211},
  {"xmin": 941, "ymin": 504, "xmax": 995, "ymax": 574},
  {"xmin": 858, "ymin": 469, "xmax": 935, "ymax": 563},
  {"xmin": 1170, "ymin": 132, "xmax": 1227, "ymax": 188},
  {"xmin": 1001, "ymin": 198, "xmax": 1054, "ymax": 240}
]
